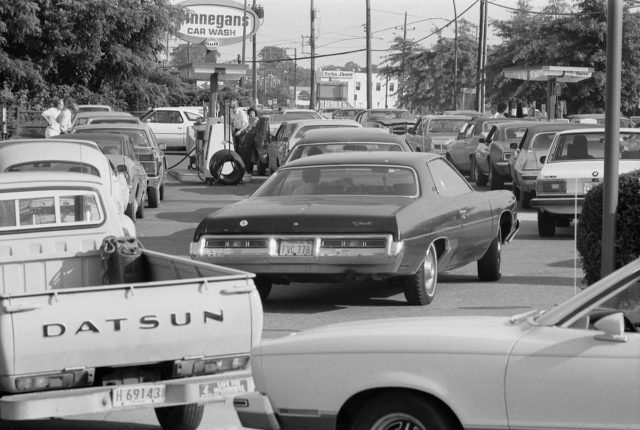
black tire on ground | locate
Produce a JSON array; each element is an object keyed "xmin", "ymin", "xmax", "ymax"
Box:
[
  {"xmin": 399, "ymin": 243, "xmax": 438, "ymax": 305},
  {"xmin": 520, "ymin": 189, "xmax": 533, "ymax": 209},
  {"xmin": 154, "ymin": 404, "xmax": 204, "ymax": 430},
  {"xmin": 473, "ymin": 159, "xmax": 488, "ymax": 186},
  {"xmin": 209, "ymin": 149, "xmax": 245, "ymax": 185},
  {"xmin": 160, "ymin": 183, "xmax": 165, "ymax": 201},
  {"xmin": 254, "ymin": 275, "xmax": 272, "ymax": 301},
  {"xmin": 136, "ymin": 198, "xmax": 144, "ymax": 219},
  {"xmin": 353, "ymin": 392, "xmax": 454, "ymax": 430},
  {"xmin": 488, "ymin": 164, "xmax": 505, "ymax": 190},
  {"xmin": 537, "ymin": 210, "xmax": 556, "ymax": 237},
  {"xmin": 478, "ymin": 233, "xmax": 501, "ymax": 281},
  {"xmin": 148, "ymin": 186, "xmax": 160, "ymax": 208},
  {"xmin": 125, "ymin": 203, "xmax": 136, "ymax": 223}
]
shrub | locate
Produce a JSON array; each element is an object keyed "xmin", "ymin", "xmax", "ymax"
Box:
[{"xmin": 577, "ymin": 169, "xmax": 640, "ymax": 285}]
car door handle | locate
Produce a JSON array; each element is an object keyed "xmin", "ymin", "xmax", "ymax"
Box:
[
  {"xmin": 458, "ymin": 209, "xmax": 467, "ymax": 219},
  {"xmin": 4, "ymin": 302, "xmax": 41, "ymax": 313}
]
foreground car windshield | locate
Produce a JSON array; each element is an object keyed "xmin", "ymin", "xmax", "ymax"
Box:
[
  {"xmin": 287, "ymin": 143, "xmax": 403, "ymax": 162},
  {"xmin": 254, "ymin": 165, "xmax": 418, "ymax": 197},
  {"xmin": 548, "ymin": 131, "xmax": 640, "ymax": 161}
]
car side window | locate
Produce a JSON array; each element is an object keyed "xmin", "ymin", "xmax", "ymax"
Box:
[{"xmin": 428, "ymin": 158, "xmax": 472, "ymax": 197}]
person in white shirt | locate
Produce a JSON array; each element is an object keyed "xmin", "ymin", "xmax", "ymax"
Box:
[
  {"xmin": 41, "ymin": 98, "xmax": 64, "ymax": 138},
  {"xmin": 58, "ymin": 100, "xmax": 79, "ymax": 134}
]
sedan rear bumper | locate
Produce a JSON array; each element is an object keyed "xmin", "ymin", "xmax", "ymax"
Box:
[{"xmin": 530, "ymin": 196, "xmax": 584, "ymax": 215}]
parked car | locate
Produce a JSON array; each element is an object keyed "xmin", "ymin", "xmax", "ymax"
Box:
[
  {"xmin": 318, "ymin": 107, "xmax": 340, "ymax": 119},
  {"xmin": 190, "ymin": 151, "xmax": 519, "ymax": 305},
  {"xmin": 332, "ymin": 108, "xmax": 364, "ymax": 120},
  {"xmin": 235, "ymin": 257, "xmax": 640, "ymax": 430},
  {"xmin": 531, "ymin": 127, "xmax": 640, "ymax": 236},
  {"xmin": 406, "ymin": 114, "xmax": 471, "ymax": 153},
  {"xmin": 73, "ymin": 124, "xmax": 167, "ymax": 208},
  {"xmin": 509, "ymin": 122, "xmax": 599, "ymax": 208},
  {"xmin": 567, "ymin": 113, "xmax": 634, "ymax": 127},
  {"xmin": 63, "ymin": 132, "xmax": 148, "ymax": 221},
  {"xmin": 354, "ymin": 108, "xmax": 417, "ymax": 135},
  {"xmin": 269, "ymin": 119, "xmax": 362, "ymax": 171},
  {"xmin": 0, "ymin": 138, "xmax": 129, "ymax": 216},
  {"xmin": 265, "ymin": 110, "xmax": 323, "ymax": 138},
  {"xmin": 140, "ymin": 106, "xmax": 204, "ymax": 153},
  {"xmin": 473, "ymin": 120, "xmax": 536, "ymax": 189},
  {"xmin": 446, "ymin": 117, "xmax": 531, "ymax": 175},
  {"xmin": 283, "ymin": 128, "xmax": 412, "ymax": 165},
  {"xmin": 73, "ymin": 111, "xmax": 139, "ymax": 128},
  {"xmin": 76, "ymin": 104, "xmax": 112, "ymax": 113}
]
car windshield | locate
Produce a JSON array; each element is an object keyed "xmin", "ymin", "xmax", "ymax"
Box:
[
  {"xmin": 254, "ymin": 165, "xmax": 418, "ymax": 197},
  {"xmin": 427, "ymin": 119, "xmax": 468, "ymax": 133},
  {"xmin": 548, "ymin": 132, "xmax": 640, "ymax": 161},
  {"xmin": 287, "ymin": 143, "xmax": 404, "ymax": 162},
  {"xmin": 530, "ymin": 132, "xmax": 555, "ymax": 151},
  {"xmin": 6, "ymin": 162, "xmax": 100, "ymax": 176},
  {"xmin": 370, "ymin": 110, "xmax": 414, "ymax": 121},
  {"xmin": 505, "ymin": 127, "xmax": 528, "ymax": 139}
]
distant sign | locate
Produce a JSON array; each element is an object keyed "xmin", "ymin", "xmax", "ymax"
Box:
[
  {"xmin": 322, "ymin": 70, "xmax": 354, "ymax": 80},
  {"xmin": 177, "ymin": 0, "xmax": 260, "ymax": 46},
  {"xmin": 204, "ymin": 38, "xmax": 220, "ymax": 50}
]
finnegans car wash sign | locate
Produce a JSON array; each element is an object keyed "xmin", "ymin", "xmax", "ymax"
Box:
[{"xmin": 177, "ymin": 0, "xmax": 260, "ymax": 46}]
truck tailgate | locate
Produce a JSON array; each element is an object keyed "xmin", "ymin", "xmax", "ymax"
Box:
[{"xmin": 1, "ymin": 276, "xmax": 256, "ymax": 376}]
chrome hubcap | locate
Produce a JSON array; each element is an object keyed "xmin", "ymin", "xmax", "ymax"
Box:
[
  {"xmin": 424, "ymin": 247, "xmax": 436, "ymax": 296},
  {"xmin": 371, "ymin": 413, "xmax": 427, "ymax": 430}
]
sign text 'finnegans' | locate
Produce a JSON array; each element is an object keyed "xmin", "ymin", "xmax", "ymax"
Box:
[
  {"xmin": 182, "ymin": 11, "xmax": 248, "ymax": 37},
  {"xmin": 42, "ymin": 310, "xmax": 224, "ymax": 337}
]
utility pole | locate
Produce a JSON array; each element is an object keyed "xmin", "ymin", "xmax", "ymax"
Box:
[
  {"xmin": 366, "ymin": 0, "xmax": 372, "ymax": 109},
  {"xmin": 453, "ymin": 0, "xmax": 458, "ymax": 110},
  {"xmin": 310, "ymin": 0, "xmax": 316, "ymax": 110},
  {"xmin": 251, "ymin": 0, "xmax": 257, "ymax": 105},
  {"xmin": 294, "ymin": 48, "xmax": 298, "ymax": 108},
  {"xmin": 475, "ymin": 0, "xmax": 487, "ymax": 112}
]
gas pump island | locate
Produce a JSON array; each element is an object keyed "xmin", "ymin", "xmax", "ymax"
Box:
[{"xmin": 176, "ymin": 0, "xmax": 261, "ymax": 184}]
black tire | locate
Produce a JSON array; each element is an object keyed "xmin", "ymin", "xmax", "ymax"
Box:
[
  {"xmin": 148, "ymin": 186, "xmax": 160, "ymax": 208},
  {"xmin": 154, "ymin": 404, "xmax": 204, "ymax": 430},
  {"xmin": 136, "ymin": 198, "xmax": 144, "ymax": 219},
  {"xmin": 488, "ymin": 163, "xmax": 505, "ymax": 190},
  {"xmin": 353, "ymin": 392, "xmax": 454, "ymax": 430},
  {"xmin": 399, "ymin": 243, "xmax": 438, "ymax": 305},
  {"xmin": 209, "ymin": 149, "xmax": 245, "ymax": 185},
  {"xmin": 473, "ymin": 159, "xmax": 488, "ymax": 186},
  {"xmin": 254, "ymin": 275, "xmax": 272, "ymax": 301},
  {"xmin": 520, "ymin": 189, "xmax": 533, "ymax": 209},
  {"xmin": 537, "ymin": 210, "xmax": 556, "ymax": 237},
  {"xmin": 160, "ymin": 183, "xmax": 165, "ymax": 201},
  {"xmin": 478, "ymin": 233, "xmax": 501, "ymax": 281},
  {"xmin": 125, "ymin": 203, "xmax": 136, "ymax": 223}
]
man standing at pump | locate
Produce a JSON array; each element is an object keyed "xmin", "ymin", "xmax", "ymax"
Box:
[{"xmin": 230, "ymin": 99, "xmax": 248, "ymax": 150}]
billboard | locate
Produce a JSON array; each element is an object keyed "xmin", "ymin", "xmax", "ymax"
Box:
[
  {"xmin": 317, "ymin": 83, "xmax": 348, "ymax": 101},
  {"xmin": 177, "ymin": 0, "xmax": 260, "ymax": 46}
]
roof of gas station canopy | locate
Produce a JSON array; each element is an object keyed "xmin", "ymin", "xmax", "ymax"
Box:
[{"xmin": 502, "ymin": 65, "xmax": 594, "ymax": 83}]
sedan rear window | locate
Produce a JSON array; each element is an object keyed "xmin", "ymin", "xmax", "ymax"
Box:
[{"xmin": 6, "ymin": 162, "xmax": 100, "ymax": 176}]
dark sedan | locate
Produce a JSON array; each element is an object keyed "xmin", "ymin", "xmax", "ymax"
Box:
[
  {"xmin": 354, "ymin": 108, "xmax": 417, "ymax": 135},
  {"xmin": 190, "ymin": 152, "xmax": 519, "ymax": 306}
]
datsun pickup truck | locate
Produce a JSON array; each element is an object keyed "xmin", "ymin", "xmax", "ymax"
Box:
[{"xmin": 0, "ymin": 171, "xmax": 262, "ymax": 430}]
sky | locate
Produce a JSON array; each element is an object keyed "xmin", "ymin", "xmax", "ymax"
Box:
[{"xmin": 198, "ymin": 0, "xmax": 553, "ymax": 69}]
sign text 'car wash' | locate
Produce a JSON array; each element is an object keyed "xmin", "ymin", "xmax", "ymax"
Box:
[{"xmin": 177, "ymin": 0, "xmax": 260, "ymax": 46}]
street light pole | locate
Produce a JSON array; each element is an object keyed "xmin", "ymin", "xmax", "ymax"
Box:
[{"xmin": 452, "ymin": 0, "xmax": 458, "ymax": 110}]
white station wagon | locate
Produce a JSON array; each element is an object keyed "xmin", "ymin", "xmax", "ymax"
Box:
[
  {"xmin": 531, "ymin": 128, "xmax": 640, "ymax": 237},
  {"xmin": 235, "ymin": 258, "xmax": 640, "ymax": 430}
]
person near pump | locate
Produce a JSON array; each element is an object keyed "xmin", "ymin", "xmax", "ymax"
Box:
[
  {"xmin": 238, "ymin": 107, "xmax": 269, "ymax": 175},
  {"xmin": 41, "ymin": 98, "xmax": 64, "ymax": 138},
  {"xmin": 231, "ymin": 99, "xmax": 249, "ymax": 150}
]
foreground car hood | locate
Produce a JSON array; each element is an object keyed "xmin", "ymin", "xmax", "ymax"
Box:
[
  {"xmin": 195, "ymin": 196, "xmax": 409, "ymax": 237},
  {"xmin": 253, "ymin": 316, "xmax": 527, "ymax": 357}
]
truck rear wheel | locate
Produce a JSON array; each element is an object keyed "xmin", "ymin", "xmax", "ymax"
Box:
[
  {"xmin": 254, "ymin": 275, "xmax": 272, "ymax": 301},
  {"xmin": 155, "ymin": 403, "xmax": 204, "ymax": 430}
]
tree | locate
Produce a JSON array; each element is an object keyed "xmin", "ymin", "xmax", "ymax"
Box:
[
  {"xmin": 171, "ymin": 43, "xmax": 220, "ymax": 66},
  {"xmin": 487, "ymin": 0, "xmax": 640, "ymax": 115}
]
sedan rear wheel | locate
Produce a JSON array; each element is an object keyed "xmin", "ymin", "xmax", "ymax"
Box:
[
  {"xmin": 477, "ymin": 233, "xmax": 501, "ymax": 281},
  {"xmin": 353, "ymin": 392, "xmax": 454, "ymax": 430},
  {"xmin": 538, "ymin": 210, "xmax": 556, "ymax": 237},
  {"xmin": 148, "ymin": 186, "xmax": 160, "ymax": 208},
  {"xmin": 473, "ymin": 159, "xmax": 488, "ymax": 186},
  {"xmin": 254, "ymin": 275, "xmax": 272, "ymax": 301},
  {"xmin": 400, "ymin": 243, "xmax": 437, "ymax": 305}
]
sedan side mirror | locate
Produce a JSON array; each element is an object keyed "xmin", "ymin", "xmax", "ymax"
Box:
[
  {"xmin": 540, "ymin": 155, "xmax": 546, "ymax": 164},
  {"xmin": 510, "ymin": 142, "xmax": 518, "ymax": 150},
  {"xmin": 158, "ymin": 143, "xmax": 167, "ymax": 151},
  {"xmin": 594, "ymin": 312, "xmax": 628, "ymax": 342}
]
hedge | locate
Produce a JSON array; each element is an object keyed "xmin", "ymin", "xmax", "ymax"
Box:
[{"xmin": 577, "ymin": 169, "xmax": 640, "ymax": 286}]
